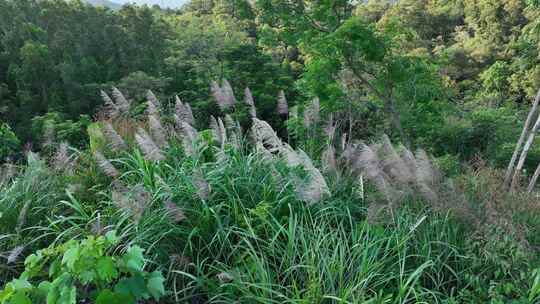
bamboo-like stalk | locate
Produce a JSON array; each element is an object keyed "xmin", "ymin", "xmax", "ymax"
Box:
[
  {"xmin": 527, "ymin": 162, "xmax": 540, "ymax": 193},
  {"xmin": 504, "ymin": 89, "xmax": 540, "ymax": 188},
  {"xmin": 510, "ymin": 102, "xmax": 540, "ymax": 190}
]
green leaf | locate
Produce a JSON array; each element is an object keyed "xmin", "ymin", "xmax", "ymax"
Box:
[
  {"xmin": 95, "ymin": 289, "xmax": 135, "ymax": 304},
  {"xmin": 61, "ymin": 247, "xmax": 79, "ymax": 269},
  {"xmin": 10, "ymin": 279, "xmax": 32, "ymax": 291},
  {"xmin": 9, "ymin": 292, "xmax": 31, "ymax": 304},
  {"xmin": 79, "ymin": 270, "xmax": 96, "ymax": 285},
  {"xmin": 37, "ymin": 281, "xmax": 51, "ymax": 298},
  {"xmin": 49, "ymin": 259, "xmax": 61, "ymax": 278},
  {"xmin": 105, "ymin": 230, "xmax": 118, "ymax": 245},
  {"xmin": 58, "ymin": 284, "xmax": 76, "ymax": 304},
  {"xmin": 97, "ymin": 257, "xmax": 118, "ymax": 282},
  {"xmin": 146, "ymin": 271, "xmax": 165, "ymax": 301},
  {"xmin": 121, "ymin": 246, "xmax": 145, "ymax": 273},
  {"xmin": 0, "ymin": 284, "xmax": 15, "ymax": 302},
  {"xmin": 114, "ymin": 275, "xmax": 149, "ymax": 300}
]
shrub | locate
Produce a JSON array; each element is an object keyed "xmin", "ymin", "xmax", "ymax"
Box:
[
  {"xmin": 0, "ymin": 231, "xmax": 165, "ymax": 304},
  {"xmin": 0, "ymin": 122, "xmax": 20, "ymax": 162}
]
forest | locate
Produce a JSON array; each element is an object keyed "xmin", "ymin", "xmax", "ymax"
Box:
[{"xmin": 1, "ymin": 0, "xmax": 540, "ymax": 303}]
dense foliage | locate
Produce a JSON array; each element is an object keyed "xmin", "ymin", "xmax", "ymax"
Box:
[{"xmin": 1, "ymin": 0, "xmax": 540, "ymax": 303}]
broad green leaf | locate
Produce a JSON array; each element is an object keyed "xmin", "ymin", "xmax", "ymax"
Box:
[
  {"xmin": 97, "ymin": 257, "xmax": 118, "ymax": 282},
  {"xmin": 37, "ymin": 281, "xmax": 51, "ymax": 298},
  {"xmin": 79, "ymin": 270, "xmax": 96, "ymax": 285},
  {"xmin": 10, "ymin": 279, "xmax": 32, "ymax": 291},
  {"xmin": 105, "ymin": 231, "xmax": 118, "ymax": 245},
  {"xmin": 121, "ymin": 246, "xmax": 145, "ymax": 273},
  {"xmin": 114, "ymin": 275, "xmax": 149, "ymax": 300},
  {"xmin": 95, "ymin": 289, "xmax": 135, "ymax": 304},
  {"xmin": 61, "ymin": 247, "xmax": 79, "ymax": 269},
  {"xmin": 58, "ymin": 285, "xmax": 76, "ymax": 304},
  {"xmin": 49, "ymin": 259, "xmax": 61, "ymax": 278},
  {"xmin": 146, "ymin": 271, "xmax": 165, "ymax": 301},
  {"xmin": 0, "ymin": 284, "xmax": 15, "ymax": 302},
  {"xmin": 9, "ymin": 292, "xmax": 31, "ymax": 304}
]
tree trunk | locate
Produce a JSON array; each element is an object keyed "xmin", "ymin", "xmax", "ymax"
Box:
[
  {"xmin": 387, "ymin": 95, "xmax": 411, "ymax": 149},
  {"xmin": 504, "ymin": 89, "xmax": 540, "ymax": 188},
  {"xmin": 510, "ymin": 107, "xmax": 540, "ymax": 191},
  {"xmin": 527, "ymin": 162, "xmax": 540, "ymax": 193}
]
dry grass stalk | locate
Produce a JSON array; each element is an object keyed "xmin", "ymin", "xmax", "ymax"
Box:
[
  {"xmin": 251, "ymin": 118, "xmax": 283, "ymax": 154},
  {"xmin": 102, "ymin": 121, "xmax": 127, "ymax": 151},
  {"xmin": 324, "ymin": 115, "xmax": 336, "ymax": 142},
  {"xmin": 175, "ymin": 96, "xmax": 195, "ymax": 126},
  {"xmin": 290, "ymin": 149, "xmax": 331, "ymax": 204},
  {"xmin": 224, "ymin": 114, "xmax": 241, "ymax": 149},
  {"xmin": 321, "ymin": 145, "xmax": 337, "ymax": 174},
  {"xmin": 112, "ymin": 183, "xmax": 149, "ymax": 223},
  {"xmin": 340, "ymin": 133, "xmax": 348, "ymax": 152},
  {"xmin": 244, "ymin": 87, "xmax": 257, "ymax": 118},
  {"xmin": 222, "ymin": 79, "xmax": 236, "ymax": 108},
  {"xmin": 211, "ymin": 81, "xmax": 228, "ymax": 111},
  {"xmin": 415, "ymin": 149, "xmax": 439, "ymax": 185},
  {"xmin": 51, "ymin": 142, "xmax": 75, "ymax": 173},
  {"xmin": 148, "ymin": 114, "xmax": 169, "ymax": 149},
  {"xmin": 193, "ymin": 170, "xmax": 210, "ymax": 200},
  {"xmin": 112, "ymin": 87, "xmax": 130, "ymax": 113},
  {"xmin": 93, "ymin": 151, "xmax": 119, "ymax": 178},
  {"xmin": 146, "ymin": 90, "xmax": 160, "ymax": 107},
  {"xmin": 135, "ymin": 128, "xmax": 165, "ymax": 161},
  {"xmin": 303, "ymin": 97, "xmax": 320, "ymax": 127},
  {"xmin": 16, "ymin": 200, "xmax": 32, "ymax": 235},
  {"xmin": 276, "ymin": 90, "xmax": 288, "ymax": 115},
  {"xmin": 146, "ymin": 100, "xmax": 159, "ymax": 117},
  {"xmin": 379, "ymin": 135, "xmax": 412, "ymax": 184},
  {"xmin": 165, "ymin": 199, "xmax": 186, "ymax": 223},
  {"xmin": 356, "ymin": 144, "xmax": 400, "ymax": 204},
  {"xmin": 252, "ymin": 118, "xmax": 330, "ymax": 204},
  {"xmin": 209, "ymin": 115, "xmax": 219, "ymax": 142},
  {"xmin": 101, "ymin": 90, "xmax": 119, "ymax": 118},
  {"xmin": 0, "ymin": 163, "xmax": 17, "ymax": 184},
  {"xmin": 178, "ymin": 121, "xmax": 198, "ymax": 157},
  {"xmin": 7, "ymin": 246, "xmax": 24, "ymax": 264},
  {"xmin": 43, "ymin": 122, "xmax": 55, "ymax": 149}
]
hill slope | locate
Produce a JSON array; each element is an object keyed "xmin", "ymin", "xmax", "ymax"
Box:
[{"xmin": 84, "ymin": 0, "xmax": 122, "ymax": 9}]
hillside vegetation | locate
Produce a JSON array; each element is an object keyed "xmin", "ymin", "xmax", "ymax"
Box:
[{"xmin": 1, "ymin": 0, "xmax": 540, "ymax": 303}]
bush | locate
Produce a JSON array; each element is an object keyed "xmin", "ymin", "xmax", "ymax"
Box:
[
  {"xmin": 0, "ymin": 122, "xmax": 20, "ymax": 162},
  {"xmin": 0, "ymin": 231, "xmax": 165, "ymax": 304}
]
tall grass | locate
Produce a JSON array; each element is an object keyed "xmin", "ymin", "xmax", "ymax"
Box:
[{"xmin": 1, "ymin": 87, "xmax": 539, "ymax": 302}]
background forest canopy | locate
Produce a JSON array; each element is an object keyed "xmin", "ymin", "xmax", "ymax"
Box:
[
  {"xmin": 0, "ymin": 0, "xmax": 539, "ymax": 168},
  {"xmin": 3, "ymin": 1, "xmax": 540, "ymax": 303}
]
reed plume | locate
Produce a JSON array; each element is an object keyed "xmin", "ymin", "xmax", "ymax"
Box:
[
  {"xmin": 112, "ymin": 183, "xmax": 149, "ymax": 223},
  {"xmin": 135, "ymin": 128, "xmax": 165, "ymax": 161},
  {"xmin": 211, "ymin": 80, "xmax": 228, "ymax": 111},
  {"xmin": 6, "ymin": 246, "xmax": 24, "ymax": 264},
  {"xmin": 175, "ymin": 96, "xmax": 195, "ymax": 125},
  {"xmin": 178, "ymin": 121, "xmax": 198, "ymax": 157},
  {"xmin": 222, "ymin": 79, "xmax": 236, "ymax": 108},
  {"xmin": 101, "ymin": 90, "xmax": 119, "ymax": 118},
  {"xmin": 276, "ymin": 90, "xmax": 288, "ymax": 115},
  {"xmin": 193, "ymin": 170, "xmax": 210, "ymax": 200},
  {"xmin": 51, "ymin": 142, "xmax": 75, "ymax": 173},
  {"xmin": 111, "ymin": 87, "xmax": 130, "ymax": 113},
  {"xmin": 148, "ymin": 114, "xmax": 169, "ymax": 149},
  {"xmin": 102, "ymin": 121, "xmax": 127, "ymax": 151},
  {"xmin": 244, "ymin": 87, "xmax": 257, "ymax": 118},
  {"xmin": 303, "ymin": 97, "xmax": 320, "ymax": 127},
  {"xmin": 165, "ymin": 199, "xmax": 186, "ymax": 223},
  {"xmin": 93, "ymin": 151, "xmax": 119, "ymax": 178}
]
